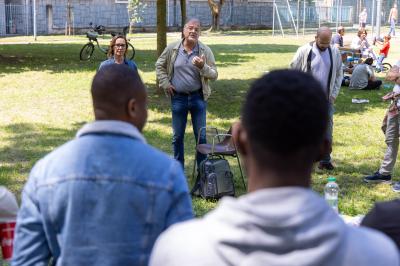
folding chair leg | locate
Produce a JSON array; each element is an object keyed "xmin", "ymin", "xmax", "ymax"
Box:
[
  {"xmin": 236, "ymin": 155, "xmax": 247, "ymax": 190},
  {"xmin": 192, "ymin": 152, "xmax": 197, "ymax": 181}
]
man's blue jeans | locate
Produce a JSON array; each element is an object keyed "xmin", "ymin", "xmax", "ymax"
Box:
[
  {"xmin": 321, "ymin": 103, "xmax": 334, "ymax": 164},
  {"xmin": 171, "ymin": 91, "xmax": 207, "ymax": 168}
]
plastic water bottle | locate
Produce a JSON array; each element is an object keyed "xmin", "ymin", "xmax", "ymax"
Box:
[{"xmin": 324, "ymin": 177, "xmax": 339, "ymax": 214}]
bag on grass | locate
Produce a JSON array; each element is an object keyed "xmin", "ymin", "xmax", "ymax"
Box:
[{"xmin": 198, "ymin": 155, "xmax": 235, "ymax": 200}]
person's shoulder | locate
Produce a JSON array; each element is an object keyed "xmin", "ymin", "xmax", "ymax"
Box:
[
  {"xmin": 198, "ymin": 41, "xmax": 214, "ymax": 52},
  {"xmin": 344, "ymin": 226, "xmax": 399, "ymax": 264},
  {"xmin": 150, "ymin": 218, "xmax": 216, "ymax": 265},
  {"xmin": 125, "ymin": 59, "xmax": 138, "ymax": 70},
  {"xmin": 99, "ymin": 58, "xmax": 114, "ymax": 69}
]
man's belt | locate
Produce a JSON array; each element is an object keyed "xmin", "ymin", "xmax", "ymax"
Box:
[{"xmin": 174, "ymin": 89, "xmax": 202, "ymax": 96}]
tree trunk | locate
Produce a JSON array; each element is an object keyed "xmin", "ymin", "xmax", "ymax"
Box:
[
  {"xmin": 208, "ymin": 0, "xmax": 224, "ymax": 31},
  {"xmin": 157, "ymin": 0, "xmax": 167, "ymax": 57},
  {"xmin": 180, "ymin": 0, "xmax": 186, "ymax": 30}
]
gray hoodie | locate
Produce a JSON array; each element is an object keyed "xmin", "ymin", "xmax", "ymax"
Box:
[{"xmin": 150, "ymin": 187, "xmax": 399, "ymax": 266}]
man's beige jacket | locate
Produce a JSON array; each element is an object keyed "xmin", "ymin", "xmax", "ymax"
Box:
[{"xmin": 156, "ymin": 40, "xmax": 218, "ymax": 101}]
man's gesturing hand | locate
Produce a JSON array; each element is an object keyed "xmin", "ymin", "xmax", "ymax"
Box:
[{"xmin": 192, "ymin": 55, "xmax": 205, "ymax": 69}]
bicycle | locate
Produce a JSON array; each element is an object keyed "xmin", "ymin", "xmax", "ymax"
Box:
[
  {"xmin": 80, "ymin": 23, "xmax": 135, "ymax": 61},
  {"xmin": 373, "ymin": 61, "xmax": 392, "ymax": 73}
]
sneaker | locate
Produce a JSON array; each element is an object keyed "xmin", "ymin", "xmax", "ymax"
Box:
[
  {"xmin": 393, "ymin": 182, "xmax": 400, "ymax": 192},
  {"xmin": 363, "ymin": 171, "xmax": 392, "ymax": 183},
  {"xmin": 318, "ymin": 162, "xmax": 335, "ymax": 171}
]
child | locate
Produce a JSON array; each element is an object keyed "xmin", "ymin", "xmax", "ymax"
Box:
[{"xmin": 376, "ymin": 35, "xmax": 391, "ymax": 72}]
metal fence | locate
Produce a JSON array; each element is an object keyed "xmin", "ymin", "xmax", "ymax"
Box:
[
  {"xmin": 4, "ymin": 4, "xmax": 31, "ymax": 35},
  {"xmin": 0, "ymin": 1, "xmax": 396, "ymax": 37}
]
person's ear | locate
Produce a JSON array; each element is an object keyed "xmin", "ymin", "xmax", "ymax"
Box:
[
  {"xmin": 127, "ymin": 98, "xmax": 136, "ymax": 118},
  {"xmin": 232, "ymin": 121, "xmax": 249, "ymax": 157}
]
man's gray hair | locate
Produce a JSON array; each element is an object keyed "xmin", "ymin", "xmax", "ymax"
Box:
[{"xmin": 184, "ymin": 18, "xmax": 201, "ymax": 27}]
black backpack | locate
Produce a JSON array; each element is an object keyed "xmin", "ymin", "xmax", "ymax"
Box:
[{"xmin": 192, "ymin": 155, "xmax": 235, "ymax": 199}]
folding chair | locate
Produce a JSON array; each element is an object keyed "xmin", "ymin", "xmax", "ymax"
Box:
[{"xmin": 192, "ymin": 126, "xmax": 247, "ymax": 190}]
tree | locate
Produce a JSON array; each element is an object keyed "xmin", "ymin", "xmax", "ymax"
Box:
[
  {"xmin": 180, "ymin": 0, "xmax": 187, "ymax": 30},
  {"xmin": 207, "ymin": 0, "xmax": 225, "ymax": 31},
  {"xmin": 157, "ymin": 0, "xmax": 167, "ymax": 57},
  {"xmin": 128, "ymin": 0, "xmax": 146, "ymax": 33}
]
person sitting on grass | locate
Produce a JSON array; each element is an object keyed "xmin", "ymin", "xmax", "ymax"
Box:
[
  {"xmin": 99, "ymin": 35, "xmax": 138, "ymax": 71},
  {"xmin": 349, "ymin": 57, "xmax": 382, "ymax": 90},
  {"xmin": 351, "ymin": 28, "xmax": 376, "ymax": 59},
  {"xmin": 375, "ymin": 35, "xmax": 391, "ymax": 72},
  {"xmin": 12, "ymin": 64, "xmax": 193, "ymax": 266},
  {"xmin": 149, "ymin": 69, "xmax": 399, "ymax": 266}
]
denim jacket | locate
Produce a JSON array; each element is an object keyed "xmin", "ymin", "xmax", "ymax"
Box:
[{"xmin": 12, "ymin": 121, "xmax": 194, "ymax": 266}]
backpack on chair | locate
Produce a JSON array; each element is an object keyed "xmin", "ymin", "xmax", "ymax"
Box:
[{"xmin": 197, "ymin": 155, "xmax": 235, "ymax": 200}]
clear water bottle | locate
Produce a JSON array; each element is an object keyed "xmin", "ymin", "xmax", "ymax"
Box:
[{"xmin": 324, "ymin": 177, "xmax": 339, "ymax": 214}]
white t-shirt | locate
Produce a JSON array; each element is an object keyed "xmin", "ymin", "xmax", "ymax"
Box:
[{"xmin": 311, "ymin": 43, "xmax": 331, "ymax": 95}]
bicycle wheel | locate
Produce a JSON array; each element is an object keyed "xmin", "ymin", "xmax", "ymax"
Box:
[
  {"xmin": 126, "ymin": 42, "xmax": 136, "ymax": 60},
  {"xmin": 382, "ymin": 63, "xmax": 392, "ymax": 73},
  {"xmin": 80, "ymin": 43, "xmax": 95, "ymax": 61}
]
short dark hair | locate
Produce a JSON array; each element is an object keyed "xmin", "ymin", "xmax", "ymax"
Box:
[
  {"xmin": 242, "ymin": 70, "xmax": 329, "ymax": 169},
  {"xmin": 364, "ymin": 57, "xmax": 374, "ymax": 65},
  {"xmin": 91, "ymin": 64, "xmax": 144, "ymax": 117}
]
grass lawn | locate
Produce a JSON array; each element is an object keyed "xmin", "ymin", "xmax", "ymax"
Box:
[{"xmin": 0, "ymin": 29, "xmax": 399, "ymax": 219}]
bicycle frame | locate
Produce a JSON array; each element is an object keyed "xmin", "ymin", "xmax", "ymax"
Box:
[{"xmin": 85, "ymin": 32, "xmax": 108, "ymax": 54}]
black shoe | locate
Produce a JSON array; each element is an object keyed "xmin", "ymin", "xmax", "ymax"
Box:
[
  {"xmin": 318, "ymin": 162, "xmax": 335, "ymax": 171},
  {"xmin": 363, "ymin": 171, "xmax": 392, "ymax": 184}
]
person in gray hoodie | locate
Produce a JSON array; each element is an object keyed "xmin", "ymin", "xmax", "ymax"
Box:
[{"xmin": 149, "ymin": 70, "xmax": 399, "ymax": 266}]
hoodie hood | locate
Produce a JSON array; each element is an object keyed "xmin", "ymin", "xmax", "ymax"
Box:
[{"xmin": 205, "ymin": 187, "xmax": 346, "ymax": 266}]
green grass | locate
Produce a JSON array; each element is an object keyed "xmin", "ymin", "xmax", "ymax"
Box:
[{"xmin": 0, "ymin": 30, "xmax": 399, "ymax": 219}]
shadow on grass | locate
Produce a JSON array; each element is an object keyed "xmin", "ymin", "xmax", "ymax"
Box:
[
  {"xmin": 0, "ymin": 123, "xmax": 80, "ymax": 196},
  {"xmin": 0, "ymin": 121, "xmax": 176, "ymax": 194},
  {"xmin": 0, "ymin": 43, "xmax": 298, "ymax": 74}
]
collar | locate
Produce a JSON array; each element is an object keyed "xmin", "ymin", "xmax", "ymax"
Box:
[
  {"xmin": 76, "ymin": 120, "xmax": 147, "ymax": 144},
  {"xmin": 179, "ymin": 40, "xmax": 199, "ymax": 54},
  {"xmin": 112, "ymin": 57, "xmax": 128, "ymax": 65}
]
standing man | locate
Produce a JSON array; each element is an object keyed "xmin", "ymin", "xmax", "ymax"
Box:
[
  {"xmin": 359, "ymin": 8, "xmax": 368, "ymax": 28},
  {"xmin": 331, "ymin": 26, "xmax": 345, "ymax": 48},
  {"xmin": 12, "ymin": 65, "xmax": 194, "ymax": 265},
  {"xmin": 156, "ymin": 18, "xmax": 218, "ymax": 168},
  {"xmin": 388, "ymin": 3, "xmax": 398, "ymax": 37},
  {"xmin": 290, "ymin": 27, "xmax": 343, "ymax": 170},
  {"xmin": 150, "ymin": 70, "xmax": 399, "ymax": 266}
]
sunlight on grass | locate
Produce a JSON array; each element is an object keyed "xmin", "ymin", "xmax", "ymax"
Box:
[{"xmin": 1, "ymin": 30, "xmax": 400, "ymax": 216}]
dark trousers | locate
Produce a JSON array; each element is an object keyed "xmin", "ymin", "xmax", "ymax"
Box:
[{"xmin": 363, "ymin": 80, "xmax": 382, "ymax": 90}]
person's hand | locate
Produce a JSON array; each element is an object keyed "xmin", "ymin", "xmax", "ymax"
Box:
[
  {"xmin": 166, "ymin": 85, "xmax": 175, "ymax": 96},
  {"xmin": 329, "ymin": 96, "xmax": 336, "ymax": 104},
  {"xmin": 192, "ymin": 55, "xmax": 205, "ymax": 69}
]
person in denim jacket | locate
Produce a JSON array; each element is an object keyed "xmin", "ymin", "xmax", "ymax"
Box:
[{"xmin": 12, "ymin": 64, "xmax": 194, "ymax": 266}]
